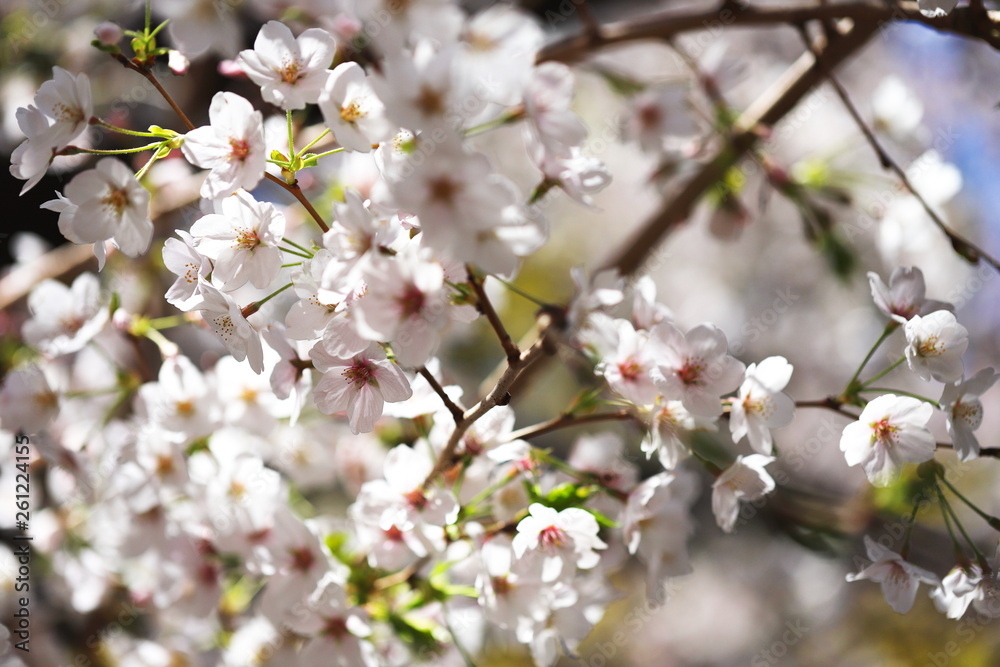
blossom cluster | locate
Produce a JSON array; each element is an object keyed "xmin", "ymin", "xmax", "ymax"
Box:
[{"xmin": 1, "ymin": 0, "xmax": 997, "ymax": 663}]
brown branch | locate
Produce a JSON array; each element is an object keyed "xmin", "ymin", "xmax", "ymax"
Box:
[
  {"xmin": 263, "ymin": 173, "xmax": 330, "ymax": 233},
  {"xmin": 113, "ymin": 54, "xmax": 196, "ymax": 131},
  {"xmin": 797, "ymin": 26, "xmax": 1000, "ymax": 273},
  {"xmin": 539, "ymin": 2, "xmax": 1000, "ymax": 64},
  {"xmin": 795, "ymin": 397, "xmax": 857, "ymax": 418},
  {"xmin": 422, "ymin": 313, "xmax": 557, "ymax": 490},
  {"xmin": 504, "ymin": 409, "xmax": 635, "ymax": 442},
  {"xmin": 603, "ymin": 18, "xmax": 880, "ymax": 276},
  {"xmin": 467, "ymin": 267, "xmax": 521, "ymax": 363},
  {"xmin": 417, "ymin": 366, "xmax": 464, "ymax": 422}
]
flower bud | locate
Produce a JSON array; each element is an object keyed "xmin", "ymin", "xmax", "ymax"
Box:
[
  {"xmin": 168, "ymin": 50, "xmax": 190, "ymax": 75},
  {"xmin": 93, "ymin": 21, "xmax": 123, "ymax": 46}
]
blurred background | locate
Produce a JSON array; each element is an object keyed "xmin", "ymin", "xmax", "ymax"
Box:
[{"xmin": 3, "ymin": 0, "xmax": 1000, "ymax": 665}]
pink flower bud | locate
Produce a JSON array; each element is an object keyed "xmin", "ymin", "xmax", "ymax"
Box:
[
  {"xmin": 217, "ymin": 59, "xmax": 246, "ymax": 78},
  {"xmin": 168, "ymin": 50, "xmax": 189, "ymax": 75},
  {"xmin": 93, "ymin": 21, "xmax": 123, "ymax": 46}
]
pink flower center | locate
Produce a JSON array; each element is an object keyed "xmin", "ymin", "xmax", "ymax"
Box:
[
  {"xmin": 617, "ymin": 358, "xmax": 643, "ymax": 382},
  {"xmin": 397, "ymin": 284, "xmax": 426, "ymax": 318},
  {"xmin": 289, "ymin": 546, "xmax": 315, "ymax": 573},
  {"xmin": 871, "ymin": 418, "xmax": 899, "ymax": 447},
  {"xmin": 404, "ymin": 488, "xmax": 428, "ymax": 510},
  {"xmin": 342, "ymin": 359, "xmax": 375, "ymax": 389},
  {"xmin": 677, "ymin": 359, "xmax": 704, "ymax": 387},
  {"xmin": 539, "ymin": 525, "xmax": 566, "ymax": 550},
  {"xmin": 229, "ymin": 138, "xmax": 250, "ymax": 162},
  {"xmin": 323, "ymin": 616, "xmax": 349, "ymax": 639},
  {"xmin": 384, "ymin": 525, "xmax": 404, "ymax": 541},
  {"xmin": 492, "ymin": 575, "xmax": 512, "ymax": 596}
]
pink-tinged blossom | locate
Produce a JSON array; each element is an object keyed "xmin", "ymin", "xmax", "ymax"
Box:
[
  {"xmin": 372, "ymin": 41, "xmax": 467, "ymax": 133},
  {"xmin": 622, "ymin": 85, "xmax": 697, "ymax": 154},
  {"xmin": 711, "ymin": 454, "xmax": 776, "ymax": 533},
  {"xmin": 458, "ymin": 5, "xmax": 544, "ymax": 106},
  {"xmin": 257, "ymin": 509, "xmax": 332, "ymax": 623},
  {"xmin": 192, "ymin": 279, "xmax": 265, "ymax": 373},
  {"xmin": 353, "ymin": 245, "xmax": 451, "ymax": 366},
  {"xmin": 623, "ymin": 470, "xmax": 699, "ymax": 598},
  {"xmin": 309, "ymin": 343, "xmax": 412, "ymax": 433},
  {"xmin": 599, "ymin": 318, "xmax": 660, "ymax": 406},
  {"xmin": 182, "ymin": 92, "xmax": 266, "ymax": 199},
  {"xmin": 868, "ymin": 267, "xmax": 951, "ymax": 323},
  {"xmin": 903, "ymin": 311, "xmax": 968, "ymax": 383},
  {"xmin": 0, "ymin": 365, "xmax": 60, "ymax": 434},
  {"xmin": 162, "ymin": 230, "xmax": 211, "ymax": 310},
  {"xmin": 23, "ymin": 273, "xmax": 108, "ymax": 356},
  {"xmin": 287, "ymin": 572, "xmax": 373, "ymax": 667},
  {"xmin": 839, "ymin": 394, "xmax": 935, "ymax": 486},
  {"xmin": 190, "ymin": 190, "xmax": 286, "ymax": 291},
  {"xmin": 531, "ymin": 144, "xmax": 611, "ymax": 208},
  {"xmin": 238, "ymin": 21, "xmax": 337, "ymax": 110},
  {"xmin": 323, "ymin": 189, "xmax": 398, "ymax": 267},
  {"xmin": 57, "ymin": 158, "xmax": 153, "ymax": 258},
  {"xmin": 137, "ymin": 355, "xmax": 219, "ymax": 441},
  {"xmin": 940, "ymin": 368, "xmax": 1000, "ymax": 462},
  {"xmin": 476, "ymin": 535, "xmax": 551, "ymax": 634},
  {"xmin": 10, "ymin": 67, "xmax": 92, "ymax": 194},
  {"xmin": 847, "ymin": 535, "xmax": 940, "ymax": 613},
  {"xmin": 512, "ymin": 503, "xmax": 607, "ymax": 582},
  {"xmin": 318, "ymin": 62, "xmax": 394, "ymax": 153},
  {"xmin": 729, "ymin": 356, "xmax": 795, "ymax": 455},
  {"xmin": 639, "ymin": 399, "xmax": 710, "ymax": 470},
  {"xmin": 651, "ymin": 321, "xmax": 745, "ymax": 418}
]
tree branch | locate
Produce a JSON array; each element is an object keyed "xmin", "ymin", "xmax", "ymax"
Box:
[
  {"xmin": 417, "ymin": 366, "xmax": 465, "ymax": 423},
  {"xmin": 504, "ymin": 409, "xmax": 635, "ymax": 442},
  {"xmin": 468, "ymin": 267, "xmax": 521, "ymax": 363}
]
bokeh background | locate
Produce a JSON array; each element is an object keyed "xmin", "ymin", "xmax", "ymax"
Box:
[{"xmin": 3, "ymin": 0, "xmax": 1000, "ymax": 665}]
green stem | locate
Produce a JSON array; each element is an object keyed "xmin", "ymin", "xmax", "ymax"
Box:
[
  {"xmin": 144, "ymin": 327, "xmax": 178, "ymax": 356},
  {"xmin": 255, "ymin": 282, "xmax": 294, "ymax": 309},
  {"xmin": 308, "ymin": 147, "xmax": 345, "ymax": 160},
  {"xmin": 134, "ymin": 151, "xmax": 163, "ymax": 181},
  {"xmin": 900, "ymin": 500, "xmax": 921, "ymax": 559},
  {"xmin": 465, "ymin": 108, "xmax": 525, "ymax": 137},
  {"xmin": 936, "ymin": 484, "xmax": 968, "ymax": 562},
  {"xmin": 297, "ymin": 128, "xmax": 331, "ymax": 155},
  {"xmin": 281, "ymin": 237, "xmax": 314, "ymax": 255},
  {"xmin": 532, "ymin": 448, "xmax": 627, "ymax": 501},
  {"xmin": 464, "ymin": 472, "xmax": 517, "ymax": 510},
  {"xmin": 145, "ymin": 0, "xmax": 152, "ymax": 34},
  {"xmin": 92, "ymin": 118, "xmax": 160, "ymax": 138},
  {"xmin": 147, "ymin": 315, "xmax": 187, "ymax": 329},
  {"xmin": 861, "ymin": 356, "xmax": 905, "ymax": 388},
  {"xmin": 279, "ymin": 246, "xmax": 313, "ymax": 259},
  {"xmin": 846, "ymin": 322, "xmax": 898, "ymax": 391},
  {"xmin": 938, "ymin": 473, "xmax": 1000, "ymax": 527},
  {"xmin": 938, "ymin": 484, "xmax": 988, "ymax": 565},
  {"xmin": 859, "ymin": 387, "xmax": 940, "ymax": 408},
  {"xmin": 281, "ymin": 262, "xmax": 303, "ymax": 268},
  {"xmin": 68, "ymin": 141, "xmax": 165, "ymax": 155},
  {"xmin": 286, "ymin": 110, "xmax": 295, "ymax": 162},
  {"xmin": 487, "ymin": 274, "xmax": 549, "ymax": 307}
]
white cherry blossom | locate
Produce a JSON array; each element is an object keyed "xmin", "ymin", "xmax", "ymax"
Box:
[
  {"xmin": 318, "ymin": 62, "xmax": 394, "ymax": 153},
  {"xmin": 847, "ymin": 535, "xmax": 940, "ymax": 613},
  {"xmin": 238, "ymin": 21, "xmax": 337, "ymax": 110},
  {"xmin": 192, "ymin": 279, "xmax": 265, "ymax": 374},
  {"xmin": 903, "ymin": 310, "xmax": 968, "ymax": 383},
  {"xmin": 839, "ymin": 394, "xmax": 935, "ymax": 486},
  {"xmin": 182, "ymin": 92, "xmax": 266, "ymax": 199},
  {"xmin": 711, "ymin": 454, "xmax": 776, "ymax": 533},
  {"xmin": 23, "ymin": 273, "xmax": 108, "ymax": 356},
  {"xmin": 867, "ymin": 266, "xmax": 950, "ymax": 323},
  {"xmin": 940, "ymin": 368, "xmax": 1000, "ymax": 462},
  {"xmin": 651, "ymin": 321, "xmax": 745, "ymax": 418},
  {"xmin": 729, "ymin": 356, "xmax": 795, "ymax": 455},
  {"xmin": 512, "ymin": 503, "xmax": 607, "ymax": 582}
]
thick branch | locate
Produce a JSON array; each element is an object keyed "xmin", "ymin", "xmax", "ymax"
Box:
[
  {"xmin": 539, "ymin": 2, "xmax": 1000, "ymax": 64},
  {"xmin": 604, "ymin": 19, "xmax": 880, "ymax": 276}
]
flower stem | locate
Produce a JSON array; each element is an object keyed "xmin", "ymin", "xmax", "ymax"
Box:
[
  {"xmin": 861, "ymin": 356, "xmax": 905, "ymax": 388},
  {"xmin": 286, "ymin": 110, "xmax": 295, "ymax": 161},
  {"xmin": 297, "ymin": 128, "xmax": 331, "ymax": 155},
  {"xmin": 859, "ymin": 387, "xmax": 940, "ymax": 408},
  {"xmin": 279, "ymin": 246, "xmax": 313, "ymax": 259},
  {"xmin": 938, "ymin": 472, "xmax": 1000, "ymax": 530},
  {"xmin": 91, "ymin": 117, "xmax": 160, "ymax": 138},
  {"xmin": 845, "ymin": 322, "xmax": 897, "ymax": 392},
  {"xmin": 487, "ymin": 274, "xmax": 550, "ymax": 307},
  {"xmin": 64, "ymin": 141, "xmax": 165, "ymax": 155},
  {"xmin": 254, "ymin": 282, "xmax": 294, "ymax": 309},
  {"xmin": 280, "ymin": 237, "xmax": 314, "ymax": 255}
]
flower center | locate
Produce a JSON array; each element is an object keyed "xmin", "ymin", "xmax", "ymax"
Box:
[
  {"xmin": 871, "ymin": 418, "xmax": 899, "ymax": 447},
  {"xmin": 384, "ymin": 525, "xmax": 404, "ymax": 541},
  {"xmin": 290, "ymin": 546, "xmax": 315, "ymax": 573},
  {"xmin": 229, "ymin": 138, "xmax": 250, "ymax": 162},
  {"xmin": 617, "ymin": 358, "xmax": 643, "ymax": 382},
  {"xmin": 342, "ymin": 359, "xmax": 375, "ymax": 389},
  {"xmin": 397, "ymin": 284, "xmax": 426, "ymax": 318},
  {"xmin": 340, "ymin": 100, "xmax": 366, "ymax": 123},
  {"xmin": 415, "ymin": 85, "xmax": 445, "ymax": 116},
  {"xmin": 323, "ymin": 616, "xmax": 349, "ymax": 639},
  {"xmin": 955, "ymin": 399, "xmax": 984, "ymax": 430},
  {"xmin": 404, "ymin": 488, "xmax": 428, "ymax": 510},
  {"xmin": 280, "ymin": 60, "xmax": 303, "ymax": 84},
  {"xmin": 492, "ymin": 575, "xmax": 512, "ymax": 596},
  {"xmin": 234, "ymin": 226, "xmax": 261, "ymax": 251},
  {"xmin": 539, "ymin": 524, "xmax": 566, "ymax": 550},
  {"xmin": 676, "ymin": 360, "xmax": 704, "ymax": 386},
  {"xmin": 427, "ymin": 176, "xmax": 460, "ymax": 205},
  {"xmin": 917, "ymin": 334, "xmax": 942, "ymax": 357},
  {"xmin": 102, "ymin": 186, "xmax": 130, "ymax": 217}
]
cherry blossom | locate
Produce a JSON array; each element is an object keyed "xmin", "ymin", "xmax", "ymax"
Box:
[
  {"xmin": 729, "ymin": 356, "xmax": 795, "ymax": 456},
  {"xmin": 903, "ymin": 310, "xmax": 968, "ymax": 383},
  {"xmin": 847, "ymin": 535, "xmax": 940, "ymax": 613},
  {"xmin": 23, "ymin": 273, "xmax": 108, "ymax": 356},
  {"xmin": 512, "ymin": 503, "xmax": 607, "ymax": 582},
  {"xmin": 190, "ymin": 190, "xmax": 286, "ymax": 291},
  {"xmin": 0, "ymin": 365, "xmax": 60, "ymax": 434},
  {"xmin": 867, "ymin": 266, "xmax": 950, "ymax": 323},
  {"xmin": 839, "ymin": 394, "xmax": 935, "ymax": 486},
  {"xmin": 318, "ymin": 62, "xmax": 394, "ymax": 153},
  {"xmin": 940, "ymin": 368, "xmax": 1000, "ymax": 462},
  {"xmin": 182, "ymin": 92, "xmax": 266, "ymax": 199},
  {"xmin": 651, "ymin": 321, "xmax": 745, "ymax": 418},
  {"xmin": 57, "ymin": 157, "xmax": 153, "ymax": 258},
  {"xmin": 192, "ymin": 279, "xmax": 265, "ymax": 374},
  {"xmin": 711, "ymin": 454, "xmax": 776, "ymax": 533},
  {"xmin": 238, "ymin": 21, "xmax": 337, "ymax": 110},
  {"xmin": 162, "ymin": 230, "xmax": 211, "ymax": 310},
  {"xmin": 309, "ymin": 342, "xmax": 412, "ymax": 433}
]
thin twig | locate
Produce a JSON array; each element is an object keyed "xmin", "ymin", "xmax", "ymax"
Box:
[
  {"xmin": 263, "ymin": 173, "xmax": 330, "ymax": 233},
  {"xmin": 113, "ymin": 55, "xmax": 196, "ymax": 131},
  {"xmin": 504, "ymin": 410, "xmax": 635, "ymax": 442},
  {"xmin": 417, "ymin": 366, "xmax": 464, "ymax": 423},
  {"xmin": 797, "ymin": 26, "xmax": 1000, "ymax": 273},
  {"xmin": 467, "ymin": 267, "xmax": 520, "ymax": 363},
  {"xmin": 795, "ymin": 397, "xmax": 857, "ymax": 418},
  {"xmin": 422, "ymin": 314, "xmax": 556, "ymax": 490}
]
